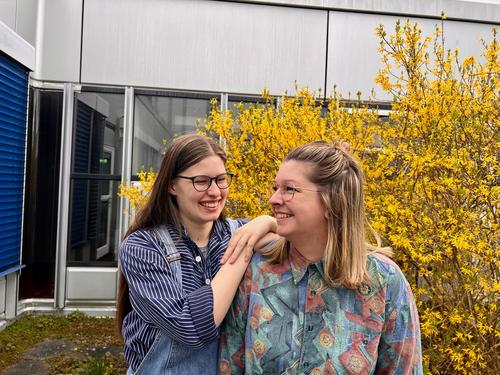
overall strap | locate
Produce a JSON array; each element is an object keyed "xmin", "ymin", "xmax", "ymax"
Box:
[{"xmin": 153, "ymin": 225, "xmax": 183, "ymax": 287}]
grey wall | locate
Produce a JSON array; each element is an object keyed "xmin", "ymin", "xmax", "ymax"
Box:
[
  {"xmin": 327, "ymin": 12, "xmax": 496, "ymax": 100},
  {"xmin": 2, "ymin": 0, "xmax": 499, "ymax": 96},
  {"xmin": 81, "ymin": 0, "xmax": 327, "ymax": 95}
]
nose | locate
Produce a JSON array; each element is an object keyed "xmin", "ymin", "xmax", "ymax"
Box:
[
  {"xmin": 206, "ymin": 180, "xmax": 221, "ymax": 196},
  {"xmin": 268, "ymin": 188, "xmax": 283, "ymax": 206}
]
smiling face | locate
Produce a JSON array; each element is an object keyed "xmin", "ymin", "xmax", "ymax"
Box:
[
  {"xmin": 269, "ymin": 160, "xmax": 328, "ymax": 246},
  {"xmin": 169, "ymin": 155, "xmax": 228, "ymax": 228}
]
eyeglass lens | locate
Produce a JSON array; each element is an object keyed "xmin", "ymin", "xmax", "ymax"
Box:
[{"xmin": 193, "ymin": 174, "xmax": 232, "ymax": 191}]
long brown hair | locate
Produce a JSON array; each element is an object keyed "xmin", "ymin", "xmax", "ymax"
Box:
[
  {"xmin": 264, "ymin": 140, "xmax": 392, "ymax": 288},
  {"xmin": 116, "ymin": 134, "xmax": 227, "ymax": 336}
]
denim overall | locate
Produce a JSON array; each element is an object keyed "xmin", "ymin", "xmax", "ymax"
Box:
[{"xmin": 127, "ymin": 220, "xmax": 240, "ymax": 375}]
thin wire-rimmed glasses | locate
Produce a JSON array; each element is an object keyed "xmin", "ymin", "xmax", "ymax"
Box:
[
  {"xmin": 268, "ymin": 182, "xmax": 321, "ymax": 201},
  {"xmin": 176, "ymin": 173, "xmax": 234, "ymax": 192}
]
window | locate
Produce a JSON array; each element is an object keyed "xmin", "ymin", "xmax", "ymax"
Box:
[
  {"xmin": 68, "ymin": 92, "xmax": 124, "ymax": 265},
  {"xmin": 132, "ymin": 95, "xmax": 212, "ymax": 174}
]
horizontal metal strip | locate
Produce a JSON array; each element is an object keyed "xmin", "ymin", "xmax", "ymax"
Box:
[
  {"xmin": 71, "ymin": 173, "xmax": 122, "ymax": 181},
  {"xmin": 0, "ymin": 223, "xmax": 21, "ymax": 234},
  {"xmin": 0, "ymin": 264, "xmax": 25, "ymax": 277},
  {"xmin": 0, "ymin": 231, "xmax": 21, "ymax": 241},
  {"xmin": 0, "ymin": 105, "xmax": 26, "ymax": 124},
  {"xmin": 0, "ymin": 70, "xmax": 28, "ymax": 89},
  {"xmin": 0, "ymin": 155, "xmax": 24, "ymax": 170},
  {"xmin": 0, "ymin": 140, "xmax": 25, "ymax": 155},
  {"xmin": 0, "ymin": 174, "xmax": 25, "ymax": 181},
  {"xmin": 0, "ymin": 211, "xmax": 21, "ymax": 223},
  {"xmin": 0, "ymin": 125, "xmax": 26, "ymax": 139},
  {"xmin": 0, "ymin": 216, "xmax": 21, "ymax": 226},
  {"xmin": 0, "ymin": 91, "xmax": 28, "ymax": 108},
  {"xmin": 0, "ymin": 239, "xmax": 20, "ymax": 252},
  {"xmin": 0, "ymin": 203, "xmax": 23, "ymax": 211},
  {"xmin": 0, "ymin": 77, "xmax": 28, "ymax": 98},
  {"xmin": 0, "ymin": 62, "xmax": 28, "ymax": 82},
  {"xmin": 0, "ymin": 255, "xmax": 20, "ymax": 268},
  {"xmin": 0, "ymin": 196, "xmax": 23, "ymax": 204},
  {"xmin": 0, "ymin": 115, "xmax": 28, "ymax": 130}
]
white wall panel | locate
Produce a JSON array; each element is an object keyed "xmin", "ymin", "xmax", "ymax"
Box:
[
  {"xmin": 66, "ymin": 267, "xmax": 117, "ymax": 300},
  {"xmin": 32, "ymin": 0, "xmax": 82, "ymax": 82},
  {"xmin": 82, "ymin": 0, "xmax": 327, "ymax": 95},
  {"xmin": 15, "ymin": 0, "xmax": 38, "ymax": 47},
  {"xmin": 327, "ymin": 12, "xmax": 497, "ymax": 101},
  {"xmin": 0, "ymin": 277, "xmax": 5, "ymax": 313},
  {"xmin": 0, "ymin": 0, "xmax": 16, "ymax": 30}
]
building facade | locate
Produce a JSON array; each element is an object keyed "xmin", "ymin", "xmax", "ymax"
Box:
[{"xmin": 0, "ymin": 0, "xmax": 498, "ymax": 320}]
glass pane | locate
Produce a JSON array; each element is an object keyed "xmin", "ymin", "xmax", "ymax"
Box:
[
  {"xmin": 68, "ymin": 91, "xmax": 124, "ymax": 265},
  {"xmin": 68, "ymin": 180, "xmax": 121, "ymax": 263},
  {"xmin": 132, "ymin": 96, "xmax": 211, "ymax": 174},
  {"xmin": 73, "ymin": 92, "xmax": 124, "ymax": 175},
  {"xmin": 20, "ymin": 89, "xmax": 63, "ymax": 299}
]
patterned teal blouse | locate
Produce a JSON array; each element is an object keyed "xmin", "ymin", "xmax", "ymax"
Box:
[{"xmin": 219, "ymin": 247, "xmax": 423, "ymax": 375}]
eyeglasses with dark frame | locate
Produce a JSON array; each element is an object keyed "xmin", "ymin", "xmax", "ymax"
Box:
[
  {"xmin": 176, "ymin": 173, "xmax": 234, "ymax": 192},
  {"xmin": 268, "ymin": 182, "xmax": 321, "ymax": 201}
]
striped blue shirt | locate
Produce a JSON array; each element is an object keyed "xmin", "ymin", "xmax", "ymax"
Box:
[{"xmin": 120, "ymin": 218, "xmax": 246, "ymax": 371}]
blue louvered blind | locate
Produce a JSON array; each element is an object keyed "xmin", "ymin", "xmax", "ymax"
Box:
[{"xmin": 0, "ymin": 52, "xmax": 29, "ymax": 274}]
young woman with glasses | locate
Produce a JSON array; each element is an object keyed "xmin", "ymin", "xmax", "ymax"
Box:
[
  {"xmin": 219, "ymin": 141, "xmax": 423, "ymax": 374},
  {"xmin": 116, "ymin": 134, "xmax": 276, "ymax": 375}
]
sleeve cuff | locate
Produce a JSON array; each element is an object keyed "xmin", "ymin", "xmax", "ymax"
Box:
[{"xmin": 186, "ymin": 284, "xmax": 219, "ymax": 343}]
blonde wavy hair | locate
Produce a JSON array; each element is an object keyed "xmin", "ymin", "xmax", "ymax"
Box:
[{"xmin": 264, "ymin": 140, "xmax": 392, "ymax": 288}]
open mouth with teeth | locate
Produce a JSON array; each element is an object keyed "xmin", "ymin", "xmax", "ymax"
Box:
[
  {"xmin": 275, "ymin": 212, "xmax": 293, "ymax": 219},
  {"xmin": 200, "ymin": 201, "xmax": 220, "ymax": 209}
]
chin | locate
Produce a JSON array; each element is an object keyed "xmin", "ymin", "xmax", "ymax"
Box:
[{"xmin": 276, "ymin": 226, "xmax": 292, "ymax": 238}]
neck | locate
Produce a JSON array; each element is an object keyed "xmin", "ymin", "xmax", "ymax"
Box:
[
  {"xmin": 289, "ymin": 233, "xmax": 327, "ymax": 263},
  {"xmin": 181, "ymin": 219, "xmax": 214, "ymax": 247}
]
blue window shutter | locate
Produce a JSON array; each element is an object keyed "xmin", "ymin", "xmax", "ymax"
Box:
[{"xmin": 0, "ymin": 52, "xmax": 29, "ymax": 274}]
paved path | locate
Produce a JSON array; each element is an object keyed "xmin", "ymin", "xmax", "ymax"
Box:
[{"xmin": 0, "ymin": 338, "xmax": 122, "ymax": 375}]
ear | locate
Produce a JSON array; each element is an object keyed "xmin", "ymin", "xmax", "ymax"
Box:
[{"xmin": 169, "ymin": 183, "xmax": 177, "ymax": 196}]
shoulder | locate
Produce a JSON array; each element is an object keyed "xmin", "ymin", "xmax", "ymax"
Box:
[
  {"xmin": 122, "ymin": 228, "xmax": 158, "ymax": 249},
  {"xmin": 367, "ymin": 253, "xmax": 415, "ymax": 306},
  {"xmin": 120, "ymin": 228, "xmax": 164, "ymax": 263},
  {"xmin": 367, "ymin": 253, "xmax": 411, "ymax": 289}
]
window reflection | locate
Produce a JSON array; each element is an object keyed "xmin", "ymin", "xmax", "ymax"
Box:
[
  {"xmin": 132, "ymin": 95, "xmax": 211, "ymax": 174},
  {"xmin": 68, "ymin": 92, "xmax": 124, "ymax": 265}
]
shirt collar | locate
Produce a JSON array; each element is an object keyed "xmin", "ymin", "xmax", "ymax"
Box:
[
  {"xmin": 166, "ymin": 219, "xmax": 227, "ymax": 244},
  {"xmin": 289, "ymin": 245, "xmax": 326, "ymax": 284}
]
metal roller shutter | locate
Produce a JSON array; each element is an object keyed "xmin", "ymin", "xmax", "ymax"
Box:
[{"xmin": 0, "ymin": 52, "xmax": 29, "ymax": 275}]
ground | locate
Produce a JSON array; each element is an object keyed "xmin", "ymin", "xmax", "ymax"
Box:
[{"xmin": 0, "ymin": 312, "xmax": 127, "ymax": 375}]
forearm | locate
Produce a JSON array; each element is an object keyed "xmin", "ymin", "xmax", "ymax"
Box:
[{"xmin": 211, "ymin": 254, "xmax": 250, "ymax": 326}]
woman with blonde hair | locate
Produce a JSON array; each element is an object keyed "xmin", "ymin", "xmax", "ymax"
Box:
[{"xmin": 219, "ymin": 140, "xmax": 422, "ymax": 374}]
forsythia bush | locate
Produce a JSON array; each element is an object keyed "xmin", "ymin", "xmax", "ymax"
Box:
[{"xmin": 120, "ymin": 21, "xmax": 499, "ymax": 374}]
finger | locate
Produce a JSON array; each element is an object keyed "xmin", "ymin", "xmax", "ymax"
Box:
[
  {"xmin": 220, "ymin": 239, "xmax": 237, "ymax": 264},
  {"xmin": 243, "ymin": 242, "xmax": 255, "ymax": 262},
  {"xmin": 226, "ymin": 236, "xmax": 245, "ymax": 264},
  {"xmin": 228, "ymin": 238, "xmax": 247, "ymax": 264}
]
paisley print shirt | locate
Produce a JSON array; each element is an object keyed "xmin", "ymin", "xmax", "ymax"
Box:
[{"xmin": 219, "ymin": 247, "xmax": 423, "ymax": 375}]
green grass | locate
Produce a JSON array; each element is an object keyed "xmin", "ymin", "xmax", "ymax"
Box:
[{"xmin": 0, "ymin": 312, "xmax": 127, "ymax": 374}]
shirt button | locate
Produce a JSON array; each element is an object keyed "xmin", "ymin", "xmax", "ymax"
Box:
[
  {"xmin": 195, "ymin": 256, "xmax": 202, "ymax": 262},
  {"xmin": 205, "ymin": 278, "xmax": 211, "ymax": 285}
]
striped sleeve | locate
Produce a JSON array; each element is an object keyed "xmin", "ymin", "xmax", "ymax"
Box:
[{"xmin": 120, "ymin": 231, "xmax": 218, "ymax": 348}]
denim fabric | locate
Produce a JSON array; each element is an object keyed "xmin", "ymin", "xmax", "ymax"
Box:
[{"xmin": 128, "ymin": 333, "xmax": 218, "ymax": 375}]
